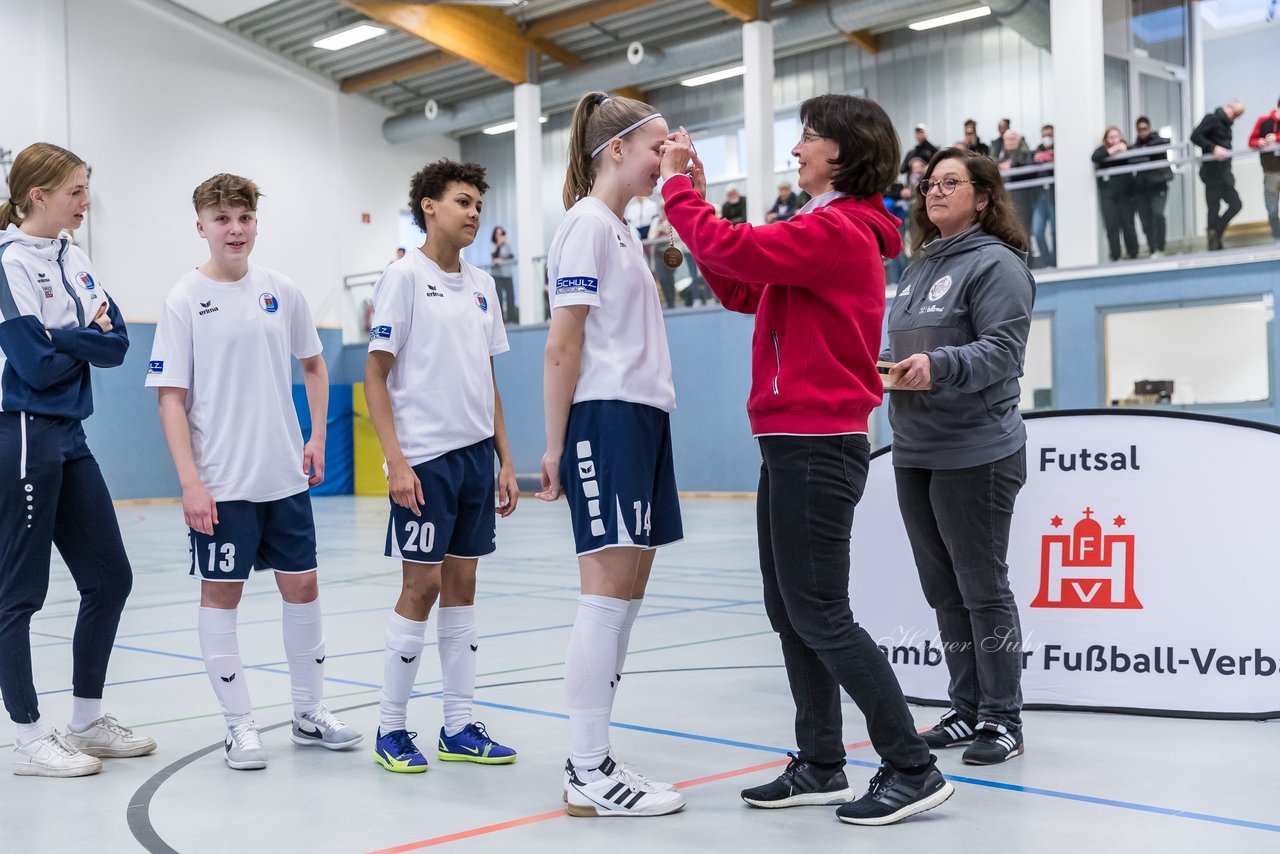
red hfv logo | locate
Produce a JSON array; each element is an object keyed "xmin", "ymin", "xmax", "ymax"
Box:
[{"xmin": 1031, "ymin": 507, "xmax": 1142, "ymax": 609}]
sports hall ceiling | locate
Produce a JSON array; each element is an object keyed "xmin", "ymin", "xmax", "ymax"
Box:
[{"xmin": 163, "ymin": 0, "xmax": 991, "ymax": 124}]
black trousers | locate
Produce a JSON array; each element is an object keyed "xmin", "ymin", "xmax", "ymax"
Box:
[
  {"xmin": 0, "ymin": 414, "xmax": 132, "ymax": 724},
  {"xmin": 894, "ymin": 449, "xmax": 1026, "ymax": 729},
  {"xmin": 1202, "ymin": 165, "xmax": 1243, "ymax": 236},
  {"xmin": 1132, "ymin": 187, "xmax": 1168, "ymax": 253},
  {"xmin": 757, "ymin": 434, "xmax": 930, "ymax": 772},
  {"xmin": 1100, "ymin": 190, "xmax": 1138, "ymax": 260},
  {"xmin": 492, "ymin": 275, "xmax": 516, "ymax": 324}
]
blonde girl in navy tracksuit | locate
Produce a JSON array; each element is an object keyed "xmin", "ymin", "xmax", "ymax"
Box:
[{"xmin": 0, "ymin": 143, "xmax": 155, "ymax": 777}]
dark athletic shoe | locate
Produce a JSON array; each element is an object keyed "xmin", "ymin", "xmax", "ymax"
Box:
[
  {"xmin": 836, "ymin": 761, "xmax": 954, "ymax": 826},
  {"xmin": 920, "ymin": 709, "xmax": 977, "ymax": 749},
  {"xmin": 962, "ymin": 721, "xmax": 1024, "ymax": 765},
  {"xmin": 740, "ymin": 752, "xmax": 855, "ymax": 808}
]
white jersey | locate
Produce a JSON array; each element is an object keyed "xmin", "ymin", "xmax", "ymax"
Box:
[
  {"xmin": 367, "ymin": 250, "xmax": 509, "ymax": 466},
  {"xmin": 145, "ymin": 264, "xmax": 323, "ymax": 503},
  {"xmin": 547, "ymin": 196, "xmax": 675, "ymax": 412}
]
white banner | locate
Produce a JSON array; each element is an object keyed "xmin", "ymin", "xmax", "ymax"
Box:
[{"xmin": 851, "ymin": 411, "xmax": 1280, "ymax": 718}]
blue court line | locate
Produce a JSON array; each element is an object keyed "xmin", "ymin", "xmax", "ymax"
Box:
[
  {"xmin": 31, "ymin": 598, "xmax": 761, "ymax": 697},
  {"xmin": 464, "ymin": 698, "xmax": 1279, "ymax": 835}
]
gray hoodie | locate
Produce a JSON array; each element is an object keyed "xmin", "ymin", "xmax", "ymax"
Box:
[{"xmin": 882, "ymin": 224, "xmax": 1035, "ymax": 469}]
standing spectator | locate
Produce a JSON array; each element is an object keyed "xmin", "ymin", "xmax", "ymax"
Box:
[
  {"xmin": 766, "ymin": 182, "xmax": 799, "ymax": 222},
  {"xmin": 720, "ymin": 186, "xmax": 748, "ymax": 224},
  {"xmin": 1030, "ymin": 124, "xmax": 1056, "ymax": 267},
  {"xmin": 1191, "ymin": 99, "xmax": 1246, "ymax": 251},
  {"xmin": 1246, "ymin": 96, "xmax": 1280, "ymax": 241},
  {"xmin": 1130, "ymin": 117, "xmax": 1173, "ymax": 257},
  {"xmin": 1092, "ymin": 127, "xmax": 1139, "ymax": 261},
  {"xmin": 490, "ymin": 226, "xmax": 517, "ymax": 323},
  {"xmin": 884, "ymin": 158, "xmax": 927, "ymax": 284},
  {"xmin": 998, "ymin": 129, "xmax": 1035, "ymax": 238},
  {"xmin": 989, "ymin": 118, "xmax": 1012, "ymax": 160},
  {"xmin": 624, "ymin": 194, "xmax": 660, "ymax": 239},
  {"xmin": 902, "ymin": 124, "xmax": 939, "ymax": 175},
  {"xmin": 961, "ymin": 119, "xmax": 989, "ymax": 158}
]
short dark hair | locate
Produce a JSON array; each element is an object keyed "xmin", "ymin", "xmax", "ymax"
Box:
[
  {"xmin": 1041, "ymin": 124, "xmax": 1053, "ymax": 132},
  {"xmin": 964, "ymin": 118, "xmax": 977, "ymax": 129},
  {"xmin": 1135, "ymin": 115, "xmax": 1151, "ymax": 127},
  {"xmin": 408, "ymin": 159, "xmax": 488, "ymax": 233},
  {"xmin": 798, "ymin": 94, "xmax": 899, "ymax": 199}
]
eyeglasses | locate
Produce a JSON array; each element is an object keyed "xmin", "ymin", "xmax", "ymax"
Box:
[
  {"xmin": 918, "ymin": 178, "xmax": 972, "ymax": 197},
  {"xmin": 800, "ymin": 130, "xmax": 826, "ymax": 144}
]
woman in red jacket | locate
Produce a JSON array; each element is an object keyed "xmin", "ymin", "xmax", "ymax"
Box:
[{"xmin": 660, "ymin": 94, "xmax": 951, "ymax": 827}]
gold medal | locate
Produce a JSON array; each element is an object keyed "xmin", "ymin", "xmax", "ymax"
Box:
[{"xmin": 662, "ymin": 244, "xmax": 684, "ymax": 268}]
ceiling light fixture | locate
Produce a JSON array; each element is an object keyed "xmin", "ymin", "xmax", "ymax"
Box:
[
  {"xmin": 908, "ymin": 6, "xmax": 991, "ymax": 31},
  {"xmin": 313, "ymin": 24, "xmax": 386, "ymax": 51},
  {"xmin": 680, "ymin": 65, "xmax": 746, "ymax": 87}
]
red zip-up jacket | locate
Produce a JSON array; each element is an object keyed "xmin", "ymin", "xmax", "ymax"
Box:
[
  {"xmin": 662, "ymin": 174, "xmax": 902, "ymax": 436},
  {"xmin": 1248, "ymin": 110, "xmax": 1280, "ymax": 172}
]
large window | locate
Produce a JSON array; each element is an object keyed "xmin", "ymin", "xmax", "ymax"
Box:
[
  {"xmin": 1103, "ymin": 297, "xmax": 1273, "ymax": 406},
  {"xmin": 1022, "ymin": 315, "xmax": 1055, "ymax": 410}
]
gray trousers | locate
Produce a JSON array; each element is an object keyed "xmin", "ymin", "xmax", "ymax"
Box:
[{"xmin": 894, "ymin": 448, "xmax": 1026, "ymax": 729}]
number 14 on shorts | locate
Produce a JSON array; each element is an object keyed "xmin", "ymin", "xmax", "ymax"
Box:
[{"xmin": 632, "ymin": 501, "xmax": 651, "ymax": 537}]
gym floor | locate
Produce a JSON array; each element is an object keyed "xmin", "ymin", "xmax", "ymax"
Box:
[{"xmin": 2, "ymin": 496, "xmax": 1277, "ymax": 853}]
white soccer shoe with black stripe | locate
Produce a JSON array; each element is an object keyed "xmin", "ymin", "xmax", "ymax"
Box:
[
  {"xmin": 565, "ymin": 756, "xmax": 686, "ymax": 817},
  {"xmin": 562, "ymin": 756, "xmax": 676, "ymax": 802},
  {"xmin": 962, "ymin": 721, "xmax": 1024, "ymax": 765},
  {"xmin": 920, "ymin": 709, "xmax": 977, "ymax": 749}
]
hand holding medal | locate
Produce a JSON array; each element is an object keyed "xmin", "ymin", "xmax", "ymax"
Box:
[{"xmin": 658, "ymin": 127, "xmax": 705, "ymax": 268}]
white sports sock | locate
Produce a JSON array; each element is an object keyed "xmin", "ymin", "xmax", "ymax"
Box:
[
  {"xmin": 198, "ymin": 606, "xmax": 253, "ymax": 728},
  {"xmin": 379, "ymin": 610, "xmax": 428, "ymax": 733},
  {"xmin": 282, "ymin": 598, "xmax": 325, "ymax": 718},
  {"xmin": 613, "ymin": 598, "xmax": 644, "ymax": 694},
  {"xmin": 437, "ymin": 605, "xmax": 478, "ymax": 737},
  {"xmin": 69, "ymin": 696, "xmax": 103, "ymax": 732},
  {"xmin": 15, "ymin": 719, "xmax": 51, "ymax": 747},
  {"xmin": 566, "ymin": 594, "xmax": 629, "ymax": 771}
]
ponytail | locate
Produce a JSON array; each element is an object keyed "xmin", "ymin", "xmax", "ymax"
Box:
[
  {"xmin": 1, "ymin": 143, "xmax": 87, "ymax": 230},
  {"xmin": 562, "ymin": 90, "xmax": 659, "ymax": 210}
]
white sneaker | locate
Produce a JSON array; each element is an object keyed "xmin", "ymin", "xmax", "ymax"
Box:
[
  {"xmin": 13, "ymin": 729, "xmax": 102, "ymax": 777},
  {"xmin": 65, "ymin": 714, "xmax": 157, "ymax": 758},
  {"xmin": 565, "ymin": 756, "xmax": 685, "ymax": 817},
  {"xmin": 291, "ymin": 705, "xmax": 363, "ymax": 750},
  {"xmin": 224, "ymin": 721, "xmax": 267, "ymax": 770},
  {"xmin": 562, "ymin": 755, "xmax": 676, "ymax": 801}
]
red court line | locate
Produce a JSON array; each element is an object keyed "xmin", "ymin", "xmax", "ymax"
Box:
[{"xmin": 369, "ymin": 738, "xmax": 876, "ymax": 853}]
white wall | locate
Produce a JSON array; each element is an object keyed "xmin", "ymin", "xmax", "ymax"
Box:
[{"xmin": 2, "ymin": 0, "xmax": 456, "ymax": 326}]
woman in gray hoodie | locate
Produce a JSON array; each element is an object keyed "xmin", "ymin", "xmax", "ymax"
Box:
[{"xmin": 882, "ymin": 147, "xmax": 1035, "ymax": 767}]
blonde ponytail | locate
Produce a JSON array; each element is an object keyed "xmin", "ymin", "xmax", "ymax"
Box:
[
  {"xmin": 562, "ymin": 91, "xmax": 658, "ymax": 210},
  {"xmin": 2, "ymin": 143, "xmax": 87, "ymax": 229}
]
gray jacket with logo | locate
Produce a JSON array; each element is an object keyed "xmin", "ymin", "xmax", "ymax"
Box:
[{"xmin": 881, "ymin": 224, "xmax": 1035, "ymax": 469}]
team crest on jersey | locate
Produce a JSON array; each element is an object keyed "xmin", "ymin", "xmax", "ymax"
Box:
[
  {"xmin": 370, "ymin": 324, "xmax": 392, "ymax": 340},
  {"xmin": 76, "ymin": 271, "xmax": 96, "ymax": 290},
  {"xmin": 148, "ymin": 360, "xmax": 164, "ymax": 374},
  {"xmin": 258, "ymin": 293, "xmax": 279, "ymax": 313},
  {"xmin": 41, "ymin": 285, "xmax": 54, "ymax": 299},
  {"xmin": 927, "ymin": 275, "xmax": 952, "ymax": 301},
  {"xmin": 473, "ymin": 292, "xmax": 489, "ymax": 312},
  {"xmin": 556, "ymin": 276, "xmax": 599, "ymax": 295}
]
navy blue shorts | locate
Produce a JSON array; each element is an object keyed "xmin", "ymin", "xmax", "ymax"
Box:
[
  {"xmin": 385, "ymin": 438, "xmax": 496, "ymax": 564},
  {"xmin": 561, "ymin": 400, "xmax": 683, "ymax": 556},
  {"xmin": 189, "ymin": 491, "xmax": 317, "ymax": 581}
]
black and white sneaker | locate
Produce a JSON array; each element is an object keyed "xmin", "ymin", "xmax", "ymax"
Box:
[
  {"xmin": 565, "ymin": 756, "xmax": 686, "ymax": 817},
  {"xmin": 835, "ymin": 761, "xmax": 954, "ymax": 826},
  {"xmin": 740, "ymin": 752, "xmax": 855, "ymax": 808},
  {"xmin": 962, "ymin": 721, "xmax": 1024, "ymax": 765},
  {"xmin": 921, "ymin": 709, "xmax": 977, "ymax": 749}
]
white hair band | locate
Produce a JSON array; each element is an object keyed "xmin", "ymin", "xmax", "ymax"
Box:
[{"xmin": 590, "ymin": 113, "xmax": 664, "ymax": 158}]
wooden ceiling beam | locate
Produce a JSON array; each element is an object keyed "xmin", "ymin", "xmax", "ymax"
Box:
[
  {"xmin": 845, "ymin": 29, "xmax": 880, "ymax": 54},
  {"xmin": 704, "ymin": 0, "xmax": 760, "ymax": 23},
  {"xmin": 348, "ymin": 2, "xmax": 583, "ymax": 84}
]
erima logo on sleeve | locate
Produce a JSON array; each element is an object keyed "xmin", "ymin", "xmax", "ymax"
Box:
[
  {"xmin": 556, "ymin": 276, "xmax": 599, "ymax": 295},
  {"xmin": 370, "ymin": 325, "xmax": 392, "ymax": 340},
  {"xmin": 148, "ymin": 360, "xmax": 164, "ymax": 374}
]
